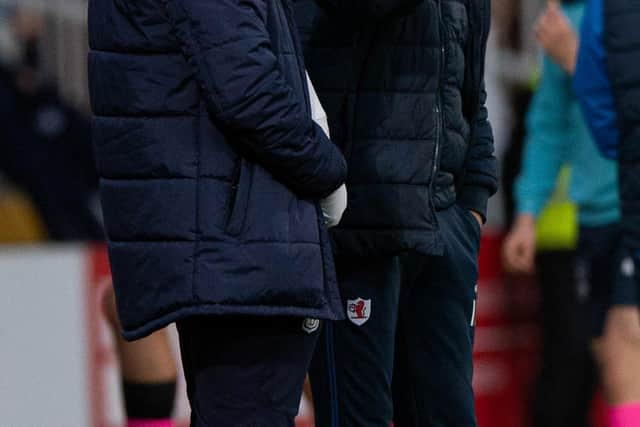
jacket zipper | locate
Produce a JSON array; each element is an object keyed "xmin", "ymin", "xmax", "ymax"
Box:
[{"xmin": 429, "ymin": 0, "xmax": 445, "ymax": 229}]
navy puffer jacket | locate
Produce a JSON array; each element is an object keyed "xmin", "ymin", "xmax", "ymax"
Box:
[
  {"xmin": 295, "ymin": 0, "xmax": 498, "ymax": 257},
  {"xmin": 88, "ymin": 0, "xmax": 347, "ymax": 340}
]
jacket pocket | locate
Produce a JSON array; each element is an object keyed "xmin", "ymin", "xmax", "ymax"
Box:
[
  {"xmin": 225, "ymin": 159, "xmax": 253, "ymax": 236},
  {"xmin": 456, "ymin": 204, "xmax": 482, "ymax": 248}
]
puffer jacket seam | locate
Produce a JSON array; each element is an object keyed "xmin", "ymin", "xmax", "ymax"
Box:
[
  {"xmin": 100, "ymin": 176, "xmax": 233, "ymax": 181},
  {"xmin": 308, "ymin": 88, "xmax": 438, "ymax": 94},
  {"xmin": 90, "ymin": 48, "xmax": 183, "ymax": 56},
  {"xmin": 349, "ymin": 137, "xmax": 435, "ymax": 141},
  {"xmin": 194, "ymin": 41, "xmax": 299, "ymax": 57},
  {"xmin": 95, "ymin": 112, "xmax": 199, "ymax": 118},
  {"xmin": 100, "ymin": 176, "xmax": 199, "ymax": 180},
  {"xmin": 347, "ymin": 89, "xmax": 438, "ymax": 94},
  {"xmin": 367, "ymin": 42, "xmax": 442, "ymax": 48},
  {"xmin": 108, "ymin": 239, "xmax": 322, "ymax": 245},
  {"xmin": 191, "ymin": 109, "xmax": 202, "ymax": 301},
  {"xmin": 347, "ymin": 181, "xmax": 431, "ymax": 186},
  {"xmin": 160, "ymin": 1, "xmax": 204, "ymax": 300},
  {"xmin": 336, "ymin": 226, "xmax": 437, "ymax": 231}
]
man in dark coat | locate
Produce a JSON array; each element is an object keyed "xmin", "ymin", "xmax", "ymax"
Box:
[
  {"xmin": 294, "ymin": 0, "xmax": 498, "ymax": 425},
  {"xmin": 88, "ymin": 0, "xmax": 347, "ymax": 424}
]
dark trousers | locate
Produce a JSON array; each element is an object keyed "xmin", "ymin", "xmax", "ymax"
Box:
[
  {"xmin": 311, "ymin": 205, "xmax": 481, "ymax": 427},
  {"xmin": 177, "ymin": 316, "xmax": 320, "ymax": 427},
  {"xmin": 530, "ymin": 250, "xmax": 597, "ymax": 427}
]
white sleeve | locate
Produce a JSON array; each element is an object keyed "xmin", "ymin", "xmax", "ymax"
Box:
[{"xmin": 307, "ymin": 72, "xmax": 330, "ymax": 137}]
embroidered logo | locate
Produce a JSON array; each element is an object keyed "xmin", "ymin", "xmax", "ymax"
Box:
[
  {"xmin": 302, "ymin": 318, "xmax": 320, "ymax": 334},
  {"xmin": 347, "ymin": 298, "xmax": 371, "ymax": 326}
]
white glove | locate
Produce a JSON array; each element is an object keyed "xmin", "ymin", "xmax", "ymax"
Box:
[{"xmin": 320, "ymin": 184, "xmax": 348, "ymax": 228}]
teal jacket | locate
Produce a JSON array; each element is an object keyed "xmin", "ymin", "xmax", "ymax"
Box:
[{"xmin": 515, "ymin": 2, "xmax": 619, "ymax": 227}]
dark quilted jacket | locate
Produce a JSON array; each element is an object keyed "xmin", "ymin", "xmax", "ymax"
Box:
[
  {"xmin": 604, "ymin": 0, "xmax": 640, "ymax": 250},
  {"xmin": 88, "ymin": 0, "xmax": 347, "ymax": 340},
  {"xmin": 294, "ymin": 0, "xmax": 498, "ymax": 256}
]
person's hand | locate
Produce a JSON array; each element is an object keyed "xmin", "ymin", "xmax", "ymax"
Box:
[
  {"xmin": 534, "ymin": 1, "xmax": 578, "ymax": 74},
  {"xmin": 320, "ymin": 184, "xmax": 347, "ymax": 228},
  {"xmin": 502, "ymin": 214, "xmax": 537, "ymax": 274},
  {"xmin": 470, "ymin": 210, "xmax": 482, "ymax": 228}
]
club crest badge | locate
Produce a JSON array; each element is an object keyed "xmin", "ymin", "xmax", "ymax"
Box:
[
  {"xmin": 302, "ymin": 318, "xmax": 320, "ymax": 334},
  {"xmin": 347, "ymin": 298, "xmax": 371, "ymax": 326}
]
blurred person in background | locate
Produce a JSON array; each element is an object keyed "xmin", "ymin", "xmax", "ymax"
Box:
[
  {"xmin": 87, "ymin": 0, "xmax": 348, "ymax": 425},
  {"xmin": 573, "ymin": 0, "xmax": 640, "ymax": 302},
  {"xmin": 0, "ymin": 9, "xmax": 103, "ymax": 241},
  {"xmin": 294, "ymin": 0, "xmax": 498, "ymax": 425},
  {"xmin": 541, "ymin": 0, "xmax": 640, "ymax": 424},
  {"xmin": 501, "ymin": 2, "xmax": 600, "ymax": 427},
  {"xmin": 0, "ymin": 8, "xmax": 178, "ymax": 427},
  {"xmin": 500, "ymin": 66, "xmax": 598, "ymax": 427},
  {"xmin": 504, "ymin": 1, "xmax": 640, "ymax": 426}
]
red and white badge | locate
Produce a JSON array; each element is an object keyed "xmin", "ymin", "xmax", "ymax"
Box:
[{"xmin": 347, "ymin": 298, "xmax": 371, "ymax": 326}]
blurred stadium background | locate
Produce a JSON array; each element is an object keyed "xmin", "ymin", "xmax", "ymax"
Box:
[{"xmin": 0, "ymin": 1, "xmax": 608, "ymax": 426}]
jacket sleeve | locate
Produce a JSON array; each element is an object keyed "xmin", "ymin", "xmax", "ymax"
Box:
[
  {"xmin": 162, "ymin": 0, "xmax": 346, "ymax": 199},
  {"xmin": 514, "ymin": 56, "xmax": 572, "ymax": 219},
  {"xmin": 457, "ymin": 83, "xmax": 498, "ymax": 222},
  {"xmin": 315, "ymin": 0, "xmax": 424, "ymax": 20},
  {"xmin": 573, "ymin": 0, "xmax": 619, "ymax": 160}
]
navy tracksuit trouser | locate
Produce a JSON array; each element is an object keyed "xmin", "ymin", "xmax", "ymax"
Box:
[
  {"xmin": 177, "ymin": 316, "xmax": 320, "ymax": 427},
  {"xmin": 310, "ymin": 205, "xmax": 481, "ymax": 427}
]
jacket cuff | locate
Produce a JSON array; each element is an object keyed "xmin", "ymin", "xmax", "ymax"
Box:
[
  {"xmin": 457, "ymin": 186, "xmax": 492, "ymax": 223},
  {"xmin": 318, "ymin": 145, "xmax": 348, "ymax": 199}
]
